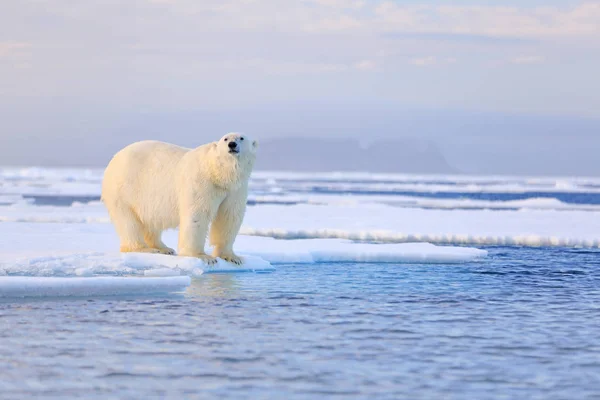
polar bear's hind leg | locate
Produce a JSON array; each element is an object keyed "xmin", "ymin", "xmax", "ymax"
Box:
[{"xmin": 107, "ymin": 203, "xmax": 165, "ymax": 254}]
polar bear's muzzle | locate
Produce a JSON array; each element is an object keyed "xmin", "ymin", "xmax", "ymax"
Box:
[{"xmin": 228, "ymin": 141, "xmax": 240, "ymax": 154}]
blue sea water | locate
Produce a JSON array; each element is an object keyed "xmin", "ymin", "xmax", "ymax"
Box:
[{"xmin": 1, "ymin": 246, "xmax": 599, "ymax": 399}]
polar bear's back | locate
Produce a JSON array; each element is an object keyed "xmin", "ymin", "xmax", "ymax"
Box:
[{"xmin": 102, "ymin": 140, "xmax": 190, "ymax": 230}]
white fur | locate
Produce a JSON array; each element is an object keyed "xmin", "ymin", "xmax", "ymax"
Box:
[{"xmin": 101, "ymin": 133, "xmax": 257, "ymax": 265}]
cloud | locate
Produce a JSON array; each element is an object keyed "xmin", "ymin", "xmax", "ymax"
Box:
[
  {"xmin": 1, "ymin": 0, "xmax": 599, "ymax": 118},
  {"xmin": 237, "ymin": 58, "xmax": 378, "ymax": 74},
  {"xmin": 374, "ymin": 2, "xmax": 600, "ymax": 39},
  {"xmin": 0, "ymin": 42, "xmax": 31, "ymax": 58},
  {"xmin": 410, "ymin": 56, "xmax": 437, "ymax": 67},
  {"xmin": 354, "ymin": 60, "xmax": 376, "ymax": 71},
  {"xmin": 302, "ymin": 0, "xmax": 365, "ymax": 9},
  {"xmin": 381, "ymin": 32, "xmax": 534, "ymax": 45},
  {"xmin": 512, "ymin": 55, "xmax": 544, "ymax": 64},
  {"xmin": 137, "ymin": 1, "xmax": 600, "ymax": 40},
  {"xmin": 304, "ymin": 15, "xmax": 363, "ymax": 32},
  {"xmin": 238, "ymin": 58, "xmax": 349, "ymax": 75},
  {"xmin": 409, "ymin": 56, "xmax": 457, "ymax": 67}
]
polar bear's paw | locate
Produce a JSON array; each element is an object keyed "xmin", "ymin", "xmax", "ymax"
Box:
[
  {"xmin": 155, "ymin": 247, "xmax": 176, "ymax": 255},
  {"xmin": 179, "ymin": 251, "xmax": 218, "ymax": 265},
  {"xmin": 196, "ymin": 254, "xmax": 218, "ymax": 265},
  {"xmin": 220, "ymin": 254, "xmax": 243, "ymax": 265}
]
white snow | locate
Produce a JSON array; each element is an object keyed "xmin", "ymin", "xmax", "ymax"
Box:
[
  {"xmin": 0, "ymin": 167, "xmax": 103, "ymax": 181},
  {"xmin": 0, "ymin": 204, "xmax": 110, "ymax": 223},
  {"xmin": 0, "ymin": 195, "xmax": 33, "ymax": 206},
  {"xmin": 0, "ymin": 276, "xmax": 190, "ymax": 298}
]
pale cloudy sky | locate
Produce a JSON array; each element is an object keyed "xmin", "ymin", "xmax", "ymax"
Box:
[{"xmin": 1, "ymin": 1, "xmax": 600, "ymax": 174}]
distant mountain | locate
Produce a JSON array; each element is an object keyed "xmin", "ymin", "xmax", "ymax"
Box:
[
  {"xmin": 254, "ymin": 137, "xmax": 458, "ymax": 174},
  {"xmin": 3, "ymin": 101, "xmax": 600, "ymax": 176}
]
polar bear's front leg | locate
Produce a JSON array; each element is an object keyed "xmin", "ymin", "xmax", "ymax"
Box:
[
  {"xmin": 178, "ymin": 210, "xmax": 217, "ymax": 265},
  {"xmin": 210, "ymin": 187, "xmax": 248, "ymax": 265}
]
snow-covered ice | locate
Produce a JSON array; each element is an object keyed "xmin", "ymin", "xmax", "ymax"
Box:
[
  {"xmin": 0, "ymin": 276, "xmax": 190, "ymax": 298},
  {"xmin": 0, "ymin": 249, "xmax": 275, "ymax": 278},
  {"xmin": 0, "ymin": 203, "xmax": 110, "ymax": 223},
  {"xmin": 0, "ymin": 223, "xmax": 486, "ymax": 280},
  {"xmin": 239, "ymin": 237, "xmax": 487, "ymax": 264},
  {"xmin": 248, "ymin": 194, "xmax": 600, "ymax": 211},
  {"xmin": 1, "ymin": 199, "xmax": 598, "ymax": 248},
  {"xmin": 2, "ymin": 168, "xmax": 599, "ymax": 249},
  {"xmin": 123, "ymin": 252, "xmax": 274, "ymax": 273},
  {"xmin": 240, "ymin": 204, "xmax": 600, "ymax": 248}
]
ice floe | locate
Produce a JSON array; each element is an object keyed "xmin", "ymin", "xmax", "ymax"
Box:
[{"xmin": 0, "ymin": 276, "xmax": 190, "ymax": 298}]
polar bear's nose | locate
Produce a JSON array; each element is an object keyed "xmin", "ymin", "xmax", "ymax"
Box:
[{"xmin": 228, "ymin": 141, "xmax": 237, "ymax": 149}]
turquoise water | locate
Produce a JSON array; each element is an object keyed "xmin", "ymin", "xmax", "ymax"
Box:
[{"xmin": 1, "ymin": 246, "xmax": 599, "ymax": 399}]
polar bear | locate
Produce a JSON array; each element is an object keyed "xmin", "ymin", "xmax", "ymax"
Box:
[{"xmin": 101, "ymin": 133, "xmax": 257, "ymax": 265}]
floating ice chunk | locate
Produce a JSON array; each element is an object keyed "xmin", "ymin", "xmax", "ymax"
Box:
[
  {"xmin": 0, "ymin": 203, "xmax": 109, "ymax": 223},
  {"xmin": 309, "ymin": 241, "xmax": 487, "ymax": 263},
  {"xmin": 4, "ymin": 253, "xmax": 127, "ymax": 277},
  {"xmin": 0, "ymin": 194, "xmax": 34, "ymax": 206},
  {"xmin": 75, "ymin": 267, "xmax": 94, "ymax": 276},
  {"xmin": 232, "ymin": 236, "xmax": 487, "ymax": 264},
  {"xmin": 122, "ymin": 253, "xmax": 275, "ymax": 273},
  {"xmin": 143, "ymin": 268, "xmax": 182, "ymax": 277},
  {"xmin": 1, "ymin": 251, "xmax": 274, "ymax": 277},
  {"xmin": 0, "ymin": 276, "xmax": 190, "ymax": 298},
  {"xmin": 239, "ymin": 204, "xmax": 600, "ymax": 249}
]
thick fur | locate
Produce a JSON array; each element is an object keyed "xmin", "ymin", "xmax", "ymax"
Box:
[{"xmin": 101, "ymin": 133, "xmax": 257, "ymax": 265}]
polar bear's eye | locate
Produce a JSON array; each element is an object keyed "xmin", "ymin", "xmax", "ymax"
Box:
[
  {"xmin": 224, "ymin": 138, "xmax": 228, "ymax": 142},
  {"xmin": 240, "ymin": 137, "xmax": 244, "ymax": 141}
]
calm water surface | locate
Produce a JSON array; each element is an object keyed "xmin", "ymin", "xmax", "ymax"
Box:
[{"xmin": 1, "ymin": 246, "xmax": 599, "ymax": 399}]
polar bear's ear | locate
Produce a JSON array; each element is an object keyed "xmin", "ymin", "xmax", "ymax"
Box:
[{"xmin": 252, "ymin": 140, "xmax": 259, "ymax": 149}]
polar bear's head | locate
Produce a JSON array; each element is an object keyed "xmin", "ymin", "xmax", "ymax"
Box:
[{"xmin": 217, "ymin": 132, "xmax": 258, "ymax": 158}]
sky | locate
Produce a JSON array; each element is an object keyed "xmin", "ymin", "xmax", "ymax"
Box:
[{"xmin": 1, "ymin": 0, "xmax": 600, "ymax": 175}]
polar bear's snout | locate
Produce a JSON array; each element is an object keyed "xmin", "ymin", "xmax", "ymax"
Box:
[{"xmin": 219, "ymin": 132, "xmax": 258, "ymax": 157}]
